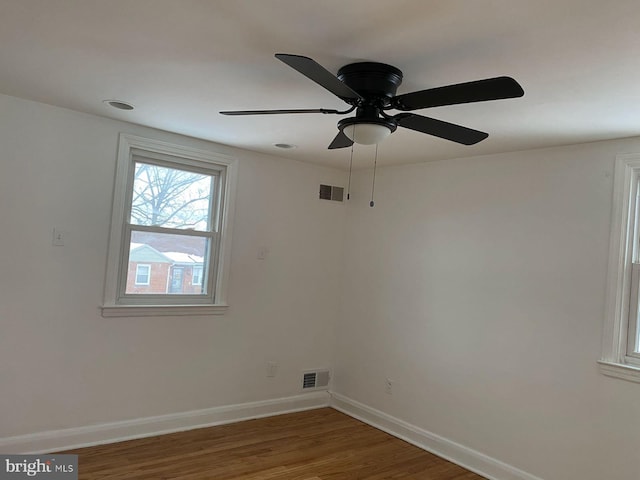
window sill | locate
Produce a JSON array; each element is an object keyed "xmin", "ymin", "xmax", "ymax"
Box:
[
  {"xmin": 101, "ymin": 304, "xmax": 228, "ymax": 318},
  {"xmin": 598, "ymin": 360, "xmax": 640, "ymax": 383}
]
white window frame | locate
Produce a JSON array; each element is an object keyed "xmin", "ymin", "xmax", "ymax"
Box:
[
  {"xmin": 102, "ymin": 134, "xmax": 236, "ymax": 317},
  {"xmin": 134, "ymin": 264, "xmax": 151, "ymax": 285},
  {"xmin": 600, "ymin": 153, "xmax": 640, "ymax": 382}
]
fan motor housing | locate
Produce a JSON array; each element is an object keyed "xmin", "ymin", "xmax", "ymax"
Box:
[{"xmin": 337, "ymin": 62, "xmax": 403, "ymax": 101}]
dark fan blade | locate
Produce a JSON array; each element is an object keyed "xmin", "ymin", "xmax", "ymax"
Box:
[
  {"xmin": 275, "ymin": 54, "xmax": 363, "ymax": 102},
  {"xmin": 392, "ymin": 77, "xmax": 524, "ymax": 111},
  {"xmin": 328, "ymin": 130, "xmax": 354, "ymax": 149},
  {"xmin": 395, "ymin": 113, "xmax": 488, "ymax": 145},
  {"xmin": 220, "ymin": 108, "xmax": 341, "ymax": 116}
]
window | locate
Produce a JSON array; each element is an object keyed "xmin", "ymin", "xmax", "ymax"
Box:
[
  {"xmin": 600, "ymin": 153, "xmax": 640, "ymax": 382},
  {"xmin": 135, "ymin": 264, "xmax": 151, "ymax": 285},
  {"xmin": 102, "ymin": 134, "xmax": 236, "ymax": 317},
  {"xmin": 192, "ymin": 265, "xmax": 203, "ymax": 286}
]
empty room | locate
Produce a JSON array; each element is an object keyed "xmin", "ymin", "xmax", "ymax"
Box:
[{"xmin": 2, "ymin": 1, "xmax": 640, "ymax": 479}]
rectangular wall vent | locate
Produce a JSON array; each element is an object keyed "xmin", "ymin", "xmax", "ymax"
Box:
[
  {"xmin": 303, "ymin": 372, "xmax": 317, "ymax": 389},
  {"xmin": 319, "ymin": 184, "xmax": 344, "ymax": 202},
  {"xmin": 302, "ymin": 369, "xmax": 330, "ymax": 391}
]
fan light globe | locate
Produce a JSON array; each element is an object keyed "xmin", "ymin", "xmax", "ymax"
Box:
[{"xmin": 343, "ymin": 123, "xmax": 392, "ymax": 145}]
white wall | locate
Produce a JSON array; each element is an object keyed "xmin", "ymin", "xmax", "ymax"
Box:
[
  {"xmin": 0, "ymin": 94, "xmax": 345, "ymax": 438},
  {"xmin": 4, "ymin": 91, "xmax": 640, "ymax": 480},
  {"xmin": 333, "ymin": 139, "xmax": 640, "ymax": 480}
]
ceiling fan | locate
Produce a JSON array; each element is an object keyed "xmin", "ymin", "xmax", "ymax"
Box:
[{"xmin": 220, "ymin": 54, "xmax": 524, "ymax": 149}]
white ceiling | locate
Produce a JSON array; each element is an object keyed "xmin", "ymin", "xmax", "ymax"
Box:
[{"xmin": 2, "ymin": 0, "xmax": 640, "ymax": 169}]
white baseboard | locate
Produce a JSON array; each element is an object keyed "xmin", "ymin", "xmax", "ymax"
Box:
[
  {"xmin": 330, "ymin": 393, "xmax": 543, "ymax": 480},
  {"xmin": 1, "ymin": 390, "xmax": 544, "ymax": 480},
  {"xmin": 0, "ymin": 392, "xmax": 330, "ymax": 454}
]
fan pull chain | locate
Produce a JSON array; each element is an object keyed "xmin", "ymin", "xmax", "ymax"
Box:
[
  {"xmin": 347, "ymin": 142, "xmax": 354, "ymax": 200},
  {"xmin": 370, "ymin": 143, "xmax": 378, "ymax": 207}
]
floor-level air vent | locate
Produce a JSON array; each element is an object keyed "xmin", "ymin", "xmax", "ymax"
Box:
[
  {"xmin": 302, "ymin": 369, "xmax": 330, "ymax": 391},
  {"xmin": 319, "ymin": 184, "xmax": 344, "ymax": 202}
]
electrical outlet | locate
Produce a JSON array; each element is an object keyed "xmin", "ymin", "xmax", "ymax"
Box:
[
  {"xmin": 266, "ymin": 361, "xmax": 278, "ymax": 378},
  {"xmin": 385, "ymin": 378, "xmax": 393, "ymax": 395}
]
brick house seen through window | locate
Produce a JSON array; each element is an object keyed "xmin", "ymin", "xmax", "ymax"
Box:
[{"xmin": 126, "ymin": 240, "xmax": 205, "ymax": 295}]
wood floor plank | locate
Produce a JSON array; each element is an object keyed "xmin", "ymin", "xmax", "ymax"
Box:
[{"xmin": 61, "ymin": 408, "xmax": 485, "ymax": 480}]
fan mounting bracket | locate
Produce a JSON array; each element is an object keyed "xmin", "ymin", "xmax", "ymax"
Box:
[{"xmin": 337, "ymin": 62, "xmax": 403, "ymax": 106}]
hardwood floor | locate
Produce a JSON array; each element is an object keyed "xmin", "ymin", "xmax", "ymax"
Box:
[{"xmin": 63, "ymin": 408, "xmax": 484, "ymax": 479}]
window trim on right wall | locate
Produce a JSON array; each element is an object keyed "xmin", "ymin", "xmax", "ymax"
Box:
[{"xmin": 600, "ymin": 153, "xmax": 640, "ymax": 382}]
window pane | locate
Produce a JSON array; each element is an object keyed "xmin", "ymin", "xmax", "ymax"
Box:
[
  {"xmin": 130, "ymin": 162, "xmax": 213, "ymax": 230},
  {"xmin": 630, "ymin": 263, "xmax": 640, "ymax": 357},
  {"xmin": 635, "ymin": 315, "xmax": 640, "ymax": 354},
  {"xmin": 125, "ymin": 231, "xmax": 209, "ymax": 295},
  {"xmin": 633, "ymin": 296, "xmax": 640, "ymax": 354}
]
